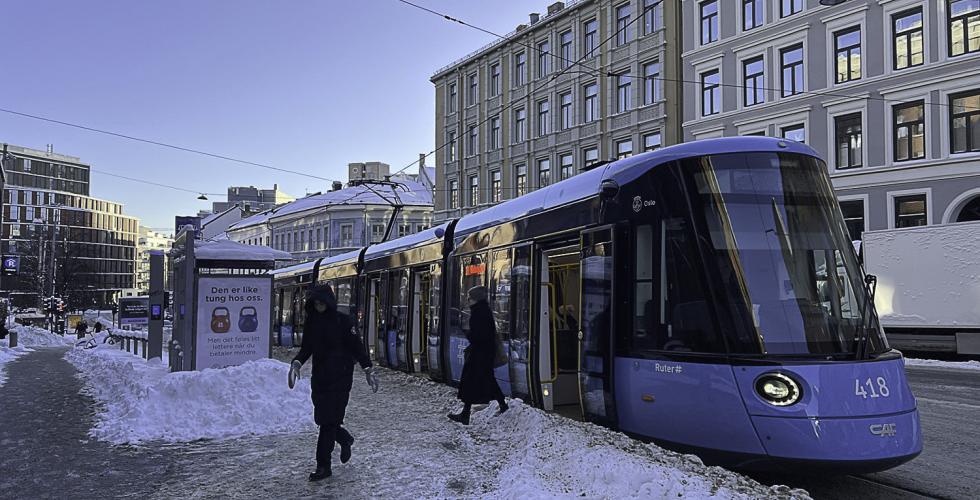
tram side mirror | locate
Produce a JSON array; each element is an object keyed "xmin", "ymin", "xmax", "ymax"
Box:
[{"xmin": 599, "ymin": 180, "xmax": 620, "ymax": 201}]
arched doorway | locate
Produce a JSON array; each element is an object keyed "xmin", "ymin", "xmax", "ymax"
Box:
[{"xmin": 957, "ymin": 196, "xmax": 980, "ymax": 222}]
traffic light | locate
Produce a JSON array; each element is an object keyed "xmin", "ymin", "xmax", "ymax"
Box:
[{"xmin": 56, "ymin": 297, "xmax": 65, "ymax": 313}]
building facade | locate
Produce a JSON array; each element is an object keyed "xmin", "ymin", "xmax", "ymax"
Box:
[
  {"xmin": 136, "ymin": 227, "xmax": 172, "ymax": 293},
  {"xmin": 431, "ymin": 0, "xmax": 682, "ymax": 221},
  {"xmin": 211, "ymin": 184, "xmax": 294, "ymax": 214},
  {"xmin": 681, "ymin": 0, "xmax": 980, "ymax": 238},
  {"xmin": 226, "ymin": 171, "xmax": 434, "ymax": 262},
  {"xmin": 0, "ymin": 144, "xmax": 139, "ymax": 308}
]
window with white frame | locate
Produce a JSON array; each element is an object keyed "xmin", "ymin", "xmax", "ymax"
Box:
[
  {"xmin": 895, "ymin": 194, "xmax": 927, "ymax": 228},
  {"xmin": 893, "ymin": 8, "xmax": 924, "ymax": 70},
  {"xmin": 781, "ymin": 124, "xmax": 805, "ymax": 143},
  {"xmin": 340, "ymin": 224, "xmax": 354, "ymax": 247},
  {"xmin": 560, "ymin": 91, "xmax": 573, "ymax": 129},
  {"xmin": 643, "ymin": 132, "xmax": 661, "ymax": 151},
  {"xmin": 644, "ymin": 61, "xmax": 661, "ymax": 104},
  {"xmin": 538, "ymin": 39, "xmax": 551, "ymax": 78},
  {"xmin": 743, "ymin": 56, "xmax": 765, "ymax": 106},
  {"xmin": 489, "ymin": 63, "xmax": 501, "ymax": 97},
  {"xmin": 834, "ymin": 27, "xmax": 862, "ymax": 84},
  {"xmin": 835, "ymin": 112, "xmax": 863, "ymax": 169},
  {"xmin": 584, "ymin": 19, "xmax": 598, "ymax": 56},
  {"xmin": 448, "ymin": 179, "xmax": 459, "ymax": 209},
  {"xmin": 617, "ymin": 71, "xmax": 632, "ymax": 112},
  {"xmin": 560, "ymin": 31, "xmax": 573, "ymax": 69},
  {"xmin": 490, "ymin": 170, "xmax": 502, "ymax": 203},
  {"xmin": 398, "ymin": 224, "xmax": 411, "ymax": 237},
  {"xmin": 447, "ymin": 131, "xmax": 457, "ymax": 161},
  {"xmin": 893, "ymin": 101, "xmax": 925, "ymax": 162},
  {"xmin": 467, "ymin": 124, "xmax": 478, "ymax": 156},
  {"xmin": 644, "ymin": 0, "xmax": 663, "ymax": 35},
  {"xmin": 616, "ymin": 139, "xmax": 633, "ymax": 159},
  {"xmin": 951, "ymin": 89, "xmax": 980, "ymax": 153},
  {"xmin": 583, "ymin": 146, "xmax": 599, "ymax": 168},
  {"xmin": 781, "ymin": 44, "xmax": 804, "ymax": 97},
  {"xmin": 743, "ymin": 0, "xmax": 763, "ymax": 31},
  {"xmin": 538, "ymin": 99, "xmax": 551, "ymax": 136},
  {"xmin": 701, "ymin": 69, "xmax": 720, "ymax": 115},
  {"xmin": 839, "ymin": 200, "xmax": 865, "ymax": 240},
  {"xmin": 781, "ymin": 0, "xmax": 802, "ymax": 18},
  {"xmin": 584, "ymin": 83, "xmax": 599, "ymax": 122},
  {"xmin": 515, "ymin": 108, "xmax": 527, "ymax": 142},
  {"xmin": 515, "ymin": 164, "xmax": 527, "ymax": 197},
  {"xmin": 700, "ymin": 0, "xmax": 718, "ymax": 45},
  {"xmin": 948, "ymin": 0, "xmax": 980, "ymax": 57},
  {"xmin": 616, "ymin": 4, "xmax": 632, "ymax": 46},
  {"xmin": 490, "ymin": 116, "xmax": 501, "ymax": 150},
  {"xmin": 560, "ymin": 153, "xmax": 574, "ymax": 180},
  {"xmin": 468, "ymin": 175, "xmax": 479, "ymax": 207},
  {"xmin": 467, "ymin": 72, "xmax": 478, "ymax": 105},
  {"xmin": 538, "ymin": 158, "xmax": 552, "ymax": 187},
  {"xmin": 515, "ymin": 52, "xmax": 527, "ymax": 86},
  {"xmin": 447, "ymin": 82, "xmax": 457, "ymax": 113}
]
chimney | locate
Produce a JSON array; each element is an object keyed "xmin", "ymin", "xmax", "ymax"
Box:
[
  {"xmin": 547, "ymin": 2, "xmax": 564, "ymax": 15},
  {"xmin": 419, "ymin": 153, "xmax": 426, "ymax": 168},
  {"xmin": 332, "ymin": 181, "xmax": 343, "ymax": 191},
  {"xmin": 529, "ymin": 12, "xmax": 540, "ymax": 24}
]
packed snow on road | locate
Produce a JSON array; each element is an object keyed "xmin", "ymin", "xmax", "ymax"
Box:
[
  {"xmin": 1, "ymin": 324, "xmax": 73, "ymax": 386},
  {"xmin": 64, "ymin": 345, "xmax": 808, "ymax": 499},
  {"xmin": 905, "ymin": 357, "xmax": 980, "ymax": 371}
]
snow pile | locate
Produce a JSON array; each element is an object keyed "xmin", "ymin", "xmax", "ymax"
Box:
[
  {"xmin": 65, "ymin": 347, "xmax": 315, "ymax": 444},
  {"xmin": 905, "ymin": 358, "xmax": 980, "ymax": 371},
  {"xmin": 8, "ymin": 324, "xmax": 73, "ymax": 346}
]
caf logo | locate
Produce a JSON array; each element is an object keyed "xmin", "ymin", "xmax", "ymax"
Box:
[{"xmin": 632, "ymin": 196, "xmax": 643, "ymax": 213}]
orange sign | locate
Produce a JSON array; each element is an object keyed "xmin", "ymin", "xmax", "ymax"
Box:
[{"xmin": 464, "ymin": 263, "xmax": 486, "ymax": 276}]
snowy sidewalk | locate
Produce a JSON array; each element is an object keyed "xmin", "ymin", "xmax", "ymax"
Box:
[
  {"xmin": 61, "ymin": 345, "xmax": 804, "ymax": 499},
  {"xmin": 0, "ymin": 347, "xmax": 175, "ymax": 500}
]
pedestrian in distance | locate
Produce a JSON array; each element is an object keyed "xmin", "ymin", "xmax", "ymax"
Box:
[
  {"xmin": 74, "ymin": 320, "xmax": 88, "ymax": 340},
  {"xmin": 288, "ymin": 284, "xmax": 380, "ymax": 482},
  {"xmin": 448, "ymin": 286, "xmax": 508, "ymax": 425}
]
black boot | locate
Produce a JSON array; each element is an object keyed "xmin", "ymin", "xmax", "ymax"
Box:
[
  {"xmin": 497, "ymin": 399, "xmax": 509, "ymax": 414},
  {"xmin": 447, "ymin": 412, "xmax": 470, "ymax": 425},
  {"xmin": 340, "ymin": 436, "xmax": 354, "ymax": 464},
  {"xmin": 308, "ymin": 466, "xmax": 331, "ymax": 482}
]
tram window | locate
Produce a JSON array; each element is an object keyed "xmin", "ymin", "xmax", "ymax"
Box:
[
  {"xmin": 335, "ymin": 279, "xmax": 353, "ymax": 316},
  {"xmin": 453, "ymin": 254, "xmax": 487, "ymax": 343}
]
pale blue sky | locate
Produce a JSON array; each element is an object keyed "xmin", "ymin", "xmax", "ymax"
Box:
[{"xmin": 0, "ymin": 0, "xmax": 541, "ymax": 230}]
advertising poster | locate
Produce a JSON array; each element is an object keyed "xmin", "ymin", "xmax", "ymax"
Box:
[
  {"xmin": 119, "ymin": 297, "xmax": 149, "ymax": 327},
  {"xmin": 195, "ymin": 276, "xmax": 271, "ymax": 370}
]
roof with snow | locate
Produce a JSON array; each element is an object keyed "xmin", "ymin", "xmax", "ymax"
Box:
[
  {"xmin": 268, "ymin": 180, "xmax": 433, "ymax": 221},
  {"xmin": 227, "ymin": 208, "xmax": 275, "ymax": 232},
  {"xmin": 194, "ymin": 239, "xmax": 293, "ymax": 262}
]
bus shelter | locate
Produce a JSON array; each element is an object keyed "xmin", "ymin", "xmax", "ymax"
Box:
[{"xmin": 169, "ymin": 229, "xmax": 292, "ymax": 372}]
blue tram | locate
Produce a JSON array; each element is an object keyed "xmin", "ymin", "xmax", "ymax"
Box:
[{"xmin": 275, "ymin": 138, "xmax": 922, "ymax": 472}]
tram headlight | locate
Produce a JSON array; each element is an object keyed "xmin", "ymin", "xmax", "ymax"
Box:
[{"xmin": 754, "ymin": 373, "xmax": 802, "ymax": 407}]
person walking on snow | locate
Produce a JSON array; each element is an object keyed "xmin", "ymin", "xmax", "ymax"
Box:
[
  {"xmin": 448, "ymin": 286, "xmax": 508, "ymax": 425},
  {"xmin": 288, "ymin": 284, "xmax": 380, "ymax": 482}
]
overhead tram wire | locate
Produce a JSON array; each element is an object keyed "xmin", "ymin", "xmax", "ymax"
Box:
[
  {"xmin": 0, "ymin": 107, "xmax": 344, "ymax": 184},
  {"xmin": 391, "ymin": 0, "xmax": 980, "ymax": 178},
  {"xmin": 390, "ymin": 1, "xmax": 653, "ymax": 178},
  {"xmin": 89, "ymin": 169, "xmax": 224, "ymax": 197}
]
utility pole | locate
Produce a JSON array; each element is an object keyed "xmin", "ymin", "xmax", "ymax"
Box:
[{"xmin": 0, "ymin": 145, "xmax": 11, "ymax": 348}]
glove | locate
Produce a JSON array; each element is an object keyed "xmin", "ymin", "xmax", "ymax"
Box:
[
  {"xmin": 288, "ymin": 360, "xmax": 301, "ymax": 389},
  {"xmin": 364, "ymin": 366, "xmax": 379, "ymax": 393}
]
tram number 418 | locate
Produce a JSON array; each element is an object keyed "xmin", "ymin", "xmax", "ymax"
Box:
[{"xmin": 855, "ymin": 377, "xmax": 890, "ymax": 399}]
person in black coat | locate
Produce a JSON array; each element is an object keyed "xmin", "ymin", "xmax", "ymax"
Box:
[
  {"xmin": 448, "ymin": 286, "xmax": 508, "ymax": 425},
  {"xmin": 289, "ymin": 284, "xmax": 379, "ymax": 482}
]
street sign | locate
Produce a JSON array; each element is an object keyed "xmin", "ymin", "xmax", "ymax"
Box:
[{"xmin": 2, "ymin": 256, "xmax": 19, "ymax": 275}]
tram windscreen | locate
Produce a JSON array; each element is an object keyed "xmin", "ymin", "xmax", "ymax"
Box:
[{"xmin": 692, "ymin": 152, "xmax": 886, "ymax": 356}]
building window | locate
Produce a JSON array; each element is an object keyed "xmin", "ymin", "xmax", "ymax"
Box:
[
  {"xmin": 398, "ymin": 224, "xmax": 411, "ymax": 238},
  {"xmin": 895, "ymin": 194, "xmax": 927, "ymax": 228},
  {"xmin": 490, "ymin": 170, "xmax": 502, "ymax": 203},
  {"xmin": 489, "ymin": 63, "xmax": 501, "ymax": 96},
  {"xmin": 743, "ymin": 0, "xmax": 763, "ymax": 31},
  {"xmin": 644, "ymin": 0, "xmax": 663, "ymax": 35},
  {"xmin": 617, "ymin": 71, "xmax": 632, "ymax": 113},
  {"xmin": 538, "ymin": 100, "xmax": 551, "ymax": 136},
  {"xmin": 584, "ymin": 83, "xmax": 599, "ymax": 122},
  {"xmin": 583, "ymin": 147, "xmax": 599, "ymax": 168},
  {"xmin": 560, "ymin": 31, "xmax": 573, "ymax": 69},
  {"xmin": 781, "ymin": 124, "xmax": 805, "ymax": 143},
  {"xmin": 700, "ymin": 0, "xmax": 719, "ymax": 45},
  {"xmin": 447, "ymin": 83, "xmax": 457, "ymax": 113},
  {"xmin": 584, "ymin": 19, "xmax": 598, "ymax": 56},
  {"xmin": 643, "ymin": 132, "xmax": 661, "ymax": 151},
  {"xmin": 834, "ymin": 27, "xmax": 862, "ymax": 84},
  {"xmin": 616, "ymin": 139, "xmax": 633, "ymax": 159},
  {"xmin": 467, "ymin": 124, "xmax": 478, "ymax": 156},
  {"xmin": 743, "ymin": 56, "xmax": 765, "ymax": 106},
  {"xmin": 448, "ymin": 179, "xmax": 459, "ymax": 209},
  {"xmin": 644, "ymin": 61, "xmax": 661, "ymax": 105},
  {"xmin": 515, "ymin": 52, "xmax": 527, "ymax": 86},
  {"xmin": 839, "ymin": 200, "xmax": 865, "ymax": 241},
  {"xmin": 489, "ymin": 116, "xmax": 501, "ymax": 150},
  {"xmin": 949, "ymin": 0, "xmax": 980, "ymax": 57},
  {"xmin": 951, "ymin": 90, "xmax": 980, "ymax": 153},
  {"xmin": 538, "ymin": 158, "xmax": 552, "ymax": 187},
  {"xmin": 894, "ymin": 101, "xmax": 925, "ymax": 162},
  {"xmin": 835, "ymin": 113, "xmax": 863, "ymax": 169},
  {"xmin": 701, "ymin": 69, "xmax": 720, "ymax": 116},
  {"xmin": 560, "ymin": 92, "xmax": 573, "ymax": 130},
  {"xmin": 340, "ymin": 224, "xmax": 354, "ymax": 247},
  {"xmin": 467, "ymin": 72, "xmax": 479, "ymax": 105},
  {"xmin": 469, "ymin": 175, "xmax": 479, "ymax": 207},
  {"xmin": 447, "ymin": 131, "xmax": 457, "ymax": 161},
  {"xmin": 617, "ymin": 4, "xmax": 632, "ymax": 46},
  {"xmin": 780, "ymin": 44, "xmax": 804, "ymax": 97},
  {"xmin": 515, "ymin": 108, "xmax": 527, "ymax": 142},
  {"xmin": 560, "ymin": 153, "xmax": 574, "ymax": 180},
  {"xmin": 537, "ymin": 40, "xmax": 551, "ymax": 78},
  {"xmin": 781, "ymin": 0, "xmax": 802, "ymax": 18},
  {"xmin": 515, "ymin": 164, "xmax": 527, "ymax": 197},
  {"xmin": 893, "ymin": 9, "xmax": 924, "ymax": 70}
]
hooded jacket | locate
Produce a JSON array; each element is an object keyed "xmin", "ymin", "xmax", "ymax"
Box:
[{"xmin": 293, "ymin": 285, "xmax": 372, "ymax": 394}]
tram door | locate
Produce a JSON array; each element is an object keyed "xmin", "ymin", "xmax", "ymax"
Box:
[
  {"xmin": 367, "ymin": 277, "xmax": 381, "ymax": 363},
  {"xmin": 538, "ymin": 247, "xmax": 582, "ymax": 419},
  {"xmin": 412, "ymin": 270, "xmax": 431, "ymax": 372},
  {"xmin": 578, "ymin": 228, "xmax": 617, "ymax": 426}
]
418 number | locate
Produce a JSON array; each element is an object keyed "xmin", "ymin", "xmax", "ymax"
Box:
[{"xmin": 855, "ymin": 377, "xmax": 890, "ymax": 399}]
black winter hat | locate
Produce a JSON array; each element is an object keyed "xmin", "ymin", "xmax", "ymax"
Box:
[{"xmin": 305, "ymin": 284, "xmax": 337, "ymax": 312}]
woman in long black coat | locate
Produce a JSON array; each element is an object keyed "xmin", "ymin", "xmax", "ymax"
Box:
[{"xmin": 448, "ymin": 286, "xmax": 508, "ymax": 425}]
